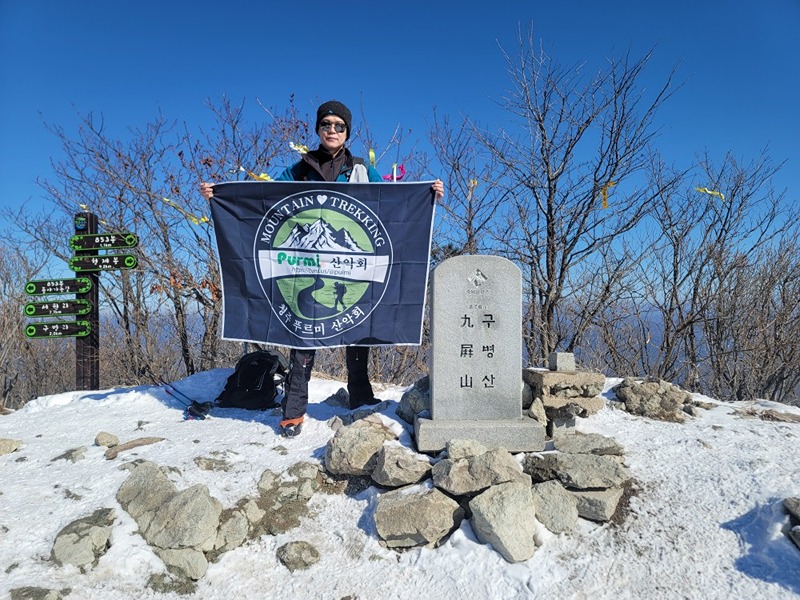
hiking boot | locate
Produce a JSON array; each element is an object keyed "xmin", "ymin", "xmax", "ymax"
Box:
[
  {"xmin": 280, "ymin": 422, "xmax": 303, "ymax": 438},
  {"xmin": 349, "ymin": 397, "xmax": 382, "ymax": 410},
  {"xmin": 279, "ymin": 416, "xmax": 305, "ymax": 438}
]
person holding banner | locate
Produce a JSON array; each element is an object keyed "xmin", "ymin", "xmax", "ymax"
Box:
[{"xmin": 201, "ymin": 99, "xmax": 443, "ymax": 437}]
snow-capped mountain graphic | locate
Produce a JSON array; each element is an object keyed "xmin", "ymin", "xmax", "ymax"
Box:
[{"xmin": 278, "ymin": 218, "xmax": 367, "ymax": 252}]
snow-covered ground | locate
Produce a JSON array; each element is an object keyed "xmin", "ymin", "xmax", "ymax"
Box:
[{"xmin": 1, "ymin": 369, "xmax": 799, "ymax": 599}]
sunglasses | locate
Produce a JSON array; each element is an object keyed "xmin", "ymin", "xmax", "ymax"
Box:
[{"xmin": 319, "ymin": 121, "xmax": 347, "ymax": 133}]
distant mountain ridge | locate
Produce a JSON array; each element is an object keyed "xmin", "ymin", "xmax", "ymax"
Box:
[{"xmin": 280, "ymin": 218, "xmax": 366, "ymax": 253}]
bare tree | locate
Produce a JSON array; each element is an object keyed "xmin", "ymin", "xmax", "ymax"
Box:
[
  {"xmin": 700, "ymin": 241, "xmax": 800, "ymax": 404},
  {"xmin": 641, "ymin": 151, "xmax": 791, "ymax": 387},
  {"xmin": 428, "ymin": 112, "xmax": 506, "ymax": 259},
  {"xmin": 586, "ymin": 146, "xmax": 799, "ymax": 405},
  {"xmin": 8, "ymin": 99, "xmax": 306, "ymax": 388},
  {"xmin": 0, "ymin": 238, "xmax": 74, "ymax": 409},
  {"xmin": 455, "ymin": 27, "xmax": 679, "ymax": 364}
]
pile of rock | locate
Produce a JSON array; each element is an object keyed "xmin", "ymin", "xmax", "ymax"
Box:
[
  {"xmin": 50, "ymin": 457, "xmax": 328, "ymax": 581},
  {"xmin": 41, "ymin": 409, "xmax": 632, "ymax": 591},
  {"xmin": 325, "ymin": 414, "xmax": 632, "ymax": 563},
  {"xmin": 522, "ymin": 368, "xmax": 606, "ymax": 435},
  {"xmin": 612, "ymin": 376, "xmax": 715, "ymax": 421}
]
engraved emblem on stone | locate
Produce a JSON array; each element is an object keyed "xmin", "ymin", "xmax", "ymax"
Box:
[{"xmin": 468, "ymin": 269, "xmax": 488, "ymax": 287}]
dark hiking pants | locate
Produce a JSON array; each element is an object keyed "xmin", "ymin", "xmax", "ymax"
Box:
[
  {"xmin": 283, "ymin": 349, "xmax": 315, "ymax": 420},
  {"xmin": 346, "ymin": 346, "xmax": 375, "ymax": 407}
]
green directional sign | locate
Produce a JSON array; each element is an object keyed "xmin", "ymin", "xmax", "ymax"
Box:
[
  {"xmin": 69, "ymin": 254, "xmax": 138, "ymax": 272},
  {"xmin": 24, "ymin": 320, "xmax": 92, "ymax": 339},
  {"xmin": 25, "ymin": 277, "xmax": 92, "ymax": 296},
  {"xmin": 69, "ymin": 232, "xmax": 138, "ymax": 251},
  {"xmin": 24, "ymin": 299, "xmax": 92, "ymax": 317}
]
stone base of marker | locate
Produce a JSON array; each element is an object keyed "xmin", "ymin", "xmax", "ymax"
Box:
[
  {"xmin": 523, "ymin": 368, "xmax": 605, "ymax": 437},
  {"xmin": 415, "ymin": 416, "xmax": 546, "ymax": 454}
]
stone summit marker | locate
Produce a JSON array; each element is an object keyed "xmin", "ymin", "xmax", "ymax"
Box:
[{"xmin": 415, "ymin": 255, "xmax": 545, "ymax": 453}]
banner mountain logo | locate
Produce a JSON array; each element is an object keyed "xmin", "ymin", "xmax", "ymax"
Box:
[{"xmin": 254, "ymin": 189, "xmax": 392, "ymax": 340}]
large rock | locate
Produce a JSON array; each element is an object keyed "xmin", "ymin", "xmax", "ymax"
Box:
[
  {"xmin": 469, "ymin": 481, "xmax": 538, "ymax": 563},
  {"xmin": 446, "ymin": 438, "xmax": 489, "ymax": 460},
  {"xmin": 527, "ymin": 397, "xmax": 547, "ymax": 426},
  {"xmin": 397, "ymin": 376, "xmax": 430, "ymax": 424},
  {"xmin": 531, "ymin": 480, "xmax": 578, "ymax": 533},
  {"xmin": 371, "ymin": 445, "xmax": 432, "ymax": 488},
  {"xmin": 116, "ymin": 460, "xmax": 222, "ymax": 580},
  {"xmin": 784, "ymin": 497, "xmax": 800, "ymax": 521},
  {"xmin": 51, "ymin": 507, "xmax": 116, "ymax": 570},
  {"xmin": 790, "ymin": 526, "xmax": 800, "ymax": 551},
  {"xmin": 571, "ymin": 487, "xmax": 625, "ymax": 522},
  {"xmin": 214, "ymin": 509, "xmax": 249, "ymax": 553},
  {"xmin": 373, "ymin": 485, "xmax": 464, "ymax": 548},
  {"xmin": 432, "ymin": 447, "xmax": 530, "ymax": 496},
  {"xmin": 239, "ymin": 498, "xmax": 266, "ymax": 530},
  {"xmin": 144, "ymin": 485, "xmax": 222, "ymax": 551},
  {"xmin": 522, "ymin": 452, "xmax": 630, "ymax": 490},
  {"xmin": 116, "ymin": 461, "xmax": 178, "ymax": 531},
  {"xmin": 324, "ymin": 414, "xmax": 397, "ymax": 476},
  {"xmin": 110, "ymin": 459, "xmax": 328, "ymax": 582},
  {"xmin": 153, "ymin": 547, "xmax": 208, "ymax": 581}
]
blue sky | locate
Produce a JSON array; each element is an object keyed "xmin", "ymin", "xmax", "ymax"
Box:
[{"xmin": 1, "ymin": 0, "xmax": 798, "ymax": 214}]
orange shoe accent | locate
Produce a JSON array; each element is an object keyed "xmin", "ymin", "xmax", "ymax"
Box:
[{"xmin": 280, "ymin": 415, "xmax": 305, "ymax": 428}]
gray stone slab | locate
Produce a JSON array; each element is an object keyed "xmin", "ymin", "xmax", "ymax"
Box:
[
  {"xmin": 429, "ymin": 255, "xmax": 522, "ymax": 421},
  {"xmin": 548, "ymin": 352, "xmax": 576, "ymax": 371},
  {"xmin": 415, "ymin": 417, "xmax": 546, "ymax": 454}
]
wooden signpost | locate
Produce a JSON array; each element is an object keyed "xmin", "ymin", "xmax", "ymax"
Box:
[{"xmin": 24, "ymin": 212, "xmax": 138, "ymax": 390}]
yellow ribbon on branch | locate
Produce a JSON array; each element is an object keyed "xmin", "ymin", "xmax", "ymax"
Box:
[
  {"xmin": 232, "ymin": 165, "xmax": 272, "ymax": 181},
  {"xmin": 600, "ymin": 180, "xmax": 617, "ymax": 209},
  {"xmin": 162, "ymin": 197, "xmax": 209, "ymax": 225},
  {"xmin": 695, "ymin": 187, "xmax": 725, "ymax": 201}
]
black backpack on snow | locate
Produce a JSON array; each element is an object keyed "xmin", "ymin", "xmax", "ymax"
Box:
[{"xmin": 214, "ymin": 350, "xmax": 289, "ymax": 410}]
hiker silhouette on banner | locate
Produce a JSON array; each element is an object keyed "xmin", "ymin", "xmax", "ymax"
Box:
[{"xmin": 334, "ymin": 281, "xmax": 347, "ymax": 311}]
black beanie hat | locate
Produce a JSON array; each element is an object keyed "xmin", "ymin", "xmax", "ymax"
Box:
[{"xmin": 316, "ymin": 100, "xmax": 352, "ymax": 139}]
